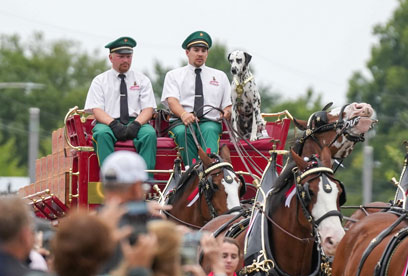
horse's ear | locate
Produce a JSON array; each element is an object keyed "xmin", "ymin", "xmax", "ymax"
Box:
[
  {"xmin": 198, "ymin": 147, "xmax": 212, "ymax": 168},
  {"xmin": 219, "ymin": 144, "xmax": 231, "ymax": 164},
  {"xmin": 322, "ymin": 102, "xmax": 333, "ymax": 111},
  {"xmin": 321, "ymin": 146, "xmax": 332, "ymax": 168},
  {"xmin": 290, "ymin": 148, "xmax": 308, "ymax": 171},
  {"xmin": 293, "ymin": 118, "xmax": 307, "ymax": 131}
]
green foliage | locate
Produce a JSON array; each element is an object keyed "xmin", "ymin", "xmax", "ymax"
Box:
[
  {"xmin": 0, "ymin": 134, "xmax": 26, "ymax": 176},
  {"xmin": 145, "ymin": 60, "xmax": 174, "ymax": 109},
  {"xmin": 345, "ymin": 0, "xmax": 408, "ymax": 203},
  {"xmin": 267, "ymin": 87, "xmax": 323, "ymax": 119},
  {"xmin": 0, "ymin": 32, "xmax": 107, "ymax": 167},
  {"xmin": 206, "ymin": 43, "xmax": 232, "ymax": 81}
]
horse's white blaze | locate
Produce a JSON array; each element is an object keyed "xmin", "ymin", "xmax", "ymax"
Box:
[
  {"xmin": 312, "ymin": 178, "xmax": 345, "ymax": 256},
  {"xmin": 222, "ymin": 175, "xmax": 241, "ymax": 210}
]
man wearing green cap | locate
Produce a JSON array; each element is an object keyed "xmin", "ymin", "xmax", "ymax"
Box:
[
  {"xmin": 161, "ymin": 31, "xmax": 232, "ymax": 167},
  {"xmin": 84, "ymin": 36, "xmax": 157, "ymax": 171}
]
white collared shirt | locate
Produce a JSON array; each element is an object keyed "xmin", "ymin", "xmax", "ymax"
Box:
[
  {"xmin": 161, "ymin": 64, "xmax": 231, "ymax": 121},
  {"xmin": 84, "ymin": 68, "xmax": 157, "ymax": 118}
]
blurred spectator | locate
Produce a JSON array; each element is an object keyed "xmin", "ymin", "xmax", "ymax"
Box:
[
  {"xmin": 51, "ymin": 210, "xmax": 114, "ymax": 276},
  {"xmin": 149, "ymin": 220, "xmax": 182, "ymax": 276},
  {"xmin": 99, "ymin": 151, "xmax": 171, "ymax": 273},
  {"xmin": 208, "ymin": 238, "xmax": 240, "ymax": 276},
  {"xmin": 0, "ymin": 195, "xmax": 39, "ymax": 276}
]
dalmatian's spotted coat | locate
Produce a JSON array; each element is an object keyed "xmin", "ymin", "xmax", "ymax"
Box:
[{"xmin": 228, "ymin": 50, "xmax": 267, "ymax": 141}]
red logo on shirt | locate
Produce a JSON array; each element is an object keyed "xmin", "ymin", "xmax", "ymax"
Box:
[
  {"xmin": 130, "ymin": 81, "xmax": 140, "ymax": 90},
  {"xmin": 210, "ymin": 76, "xmax": 219, "ymax": 86}
]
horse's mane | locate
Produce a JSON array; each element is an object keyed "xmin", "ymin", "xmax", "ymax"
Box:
[
  {"xmin": 292, "ymin": 131, "xmax": 305, "ymax": 155},
  {"xmin": 167, "ymin": 164, "xmax": 200, "ymax": 205},
  {"xmin": 268, "ymin": 159, "xmax": 296, "ymax": 213}
]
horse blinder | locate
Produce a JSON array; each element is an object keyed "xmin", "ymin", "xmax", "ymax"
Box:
[{"xmin": 238, "ymin": 174, "xmax": 247, "ymax": 198}]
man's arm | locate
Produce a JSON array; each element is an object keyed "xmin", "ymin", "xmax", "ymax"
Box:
[
  {"xmin": 167, "ymin": 97, "xmax": 196, "ymax": 125},
  {"xmin": 135, "ymin": 107, "xmax": 154, "ymax": 125},
  {"xmin": 93, "ymin": 108, "xmax": 115, "ymax": 125},
  {"xmin": 94, "ymin": 108, "xmax": 127, "ymax": 141}
]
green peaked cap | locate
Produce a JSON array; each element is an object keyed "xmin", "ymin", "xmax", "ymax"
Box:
[
  {"xmin": 182, "ymin": 31, "xmax": 212, "ymax": 49},
  {"xmin": 105, "ymin": 36, "xmax": 137, "ymax": 54}
]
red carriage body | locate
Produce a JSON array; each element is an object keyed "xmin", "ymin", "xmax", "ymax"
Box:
[{"xmin": 19, "ymin": 107, "xmax": 291, "ymax": 221}]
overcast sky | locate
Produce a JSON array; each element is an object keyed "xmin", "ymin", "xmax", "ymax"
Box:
[{"xmin": 0, "ymin": 0, "xmax": 399, "ymax": 108}]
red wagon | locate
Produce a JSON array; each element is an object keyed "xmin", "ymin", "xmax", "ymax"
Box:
[{"xmin": 19, "ymin": 107, "xmax": 292, "ymax": 221}]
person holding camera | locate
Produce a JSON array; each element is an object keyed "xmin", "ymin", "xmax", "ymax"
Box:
[{"xmin": 99, "ymin": 150, "xmax": 171, "ymax": 274}]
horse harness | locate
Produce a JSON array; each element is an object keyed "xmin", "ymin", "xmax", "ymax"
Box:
[
  {"xmin": 294, "ymin": 156, "xmax": 346, "ymax": 225},
  {"xmin": 243, "ymin": 157, "xmax": 345, "ymax": 276},
  {"xmin": 356, "ymin": 209, "xmax": 408, "ymax": 276},
  {"xmin": 295, "ymin": 103, "xmax": 366, "ymax": 159},
  {"xmin": 198, "ymin": 154, "xmax": 246, "ymax": 220}
]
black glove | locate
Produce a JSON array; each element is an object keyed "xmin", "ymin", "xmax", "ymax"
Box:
[
  {"xmin": 126, "ymin": 121, "xmax": 141, "ymax": 140},
  {"xmin": 109, "ymin": 120, "xmax": 127, "ymax": 141}
]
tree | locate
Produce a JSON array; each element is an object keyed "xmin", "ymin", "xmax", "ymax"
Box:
[
  {"xmin": 0, "ymin": 32, "xmax": 107, "ymax": 169},
  {"xmin": 344, "ymin": 1, "xmax": 408, "ymax": 202}
]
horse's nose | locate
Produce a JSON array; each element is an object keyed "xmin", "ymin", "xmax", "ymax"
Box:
[
  {"xmin": 355, "ymin": 103, "xmax": 373, "ymax": 117},
  {"xmin": 322, "ymin": 235, "xmax": 341, "ymax": 256}
]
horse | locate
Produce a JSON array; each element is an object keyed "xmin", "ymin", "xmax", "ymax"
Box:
[
  {"xmin": 163, "ymin": 145, "xmax": 246, "ymax": 229},
  {"xmin": 242, "ymin": 146, "xmax": 346, "ymax": 275},
  {"xmin": 293, "ymin": 102, "xmax": 376, "ymax": 161},
  {"xmin": 332, "ymin": 210, "xmax": 408, "ymax": 276},
  {"xmin": 342, "ymin": 141, "xmax": 408, "ymax": 230},
  {"xmin": 202, "ymin": 147, "xmax": 346, "ymax": 275},
  {"xmin": 199, "ymin": 102, "xmax": 375, "ymax": 270}
]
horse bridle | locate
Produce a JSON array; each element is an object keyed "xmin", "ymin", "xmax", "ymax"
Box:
[
  {"xmin": 198, "ymin": 154, "xmax": 245, "ymax": 220},
  {"xmin": 296, "ymin": 104, "xmax": 367, "ymax": 157},
  {"xmin": 294, "ymin": 161, "xmax": 344, "ymax": 227}
]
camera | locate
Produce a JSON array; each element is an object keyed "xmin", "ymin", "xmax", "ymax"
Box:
[
  {"xmin": 120, "ymin": 201, "xmax": 149, "ymax": 245},
  {"xmin": 180, "ymin": 231, "xmax": 203, "ymax": 267}
]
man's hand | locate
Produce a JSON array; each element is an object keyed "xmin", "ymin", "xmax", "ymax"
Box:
[
  {"xmin": 121, "ymin": 233, "xmax": 157, "ymax": 269},
  {"xmin": 147, "ymin": 201, "xmax": 172, "ymax": 218},
  {"xmin": 221, "ymin": 107, "xmax": 231, "ymax": 121},
  {"xmin": 109, "ymin": 120, "xmax": 127, "ymax": 141},
  {"xmin": 126, "ymin": 121, "xmax": 142, "ymax": 140},
  {"xmin": 181, "ymin": 112, "xmax": 197, "ymax": 125}
]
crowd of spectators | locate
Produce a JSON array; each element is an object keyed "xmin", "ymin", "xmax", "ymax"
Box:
[{"xmin": 0, "ymin": 151, "xmax": 242, "ymax": 276}]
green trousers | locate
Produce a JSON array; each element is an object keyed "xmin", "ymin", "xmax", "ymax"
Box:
[
  {"xmin": 92, "ymin": 119, "xmax": 157, "ymax": 170},
  {"xmin": 169, "ymin": 120, "xmax": 222, "ymax": 167}
]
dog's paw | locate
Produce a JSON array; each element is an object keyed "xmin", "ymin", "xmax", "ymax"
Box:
[{"xmin": 250, "ymin": 134, "xmax": 257, "ymax": 141}]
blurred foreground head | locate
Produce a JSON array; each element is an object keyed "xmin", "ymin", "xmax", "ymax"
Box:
[
  {"xmin": 149, "ymin": 220, "xmax": 182, "ymax": 276},
  {"xmin": 0, "ymin": 195, "xmax": 34, "ymax": 260},
  {"xmin": 100, "ymin": 151, "xmax": 149, "ymax": 202},
  {"xmin": 52, "ymin": 210, "xmax": 114, "ymax": 276}
]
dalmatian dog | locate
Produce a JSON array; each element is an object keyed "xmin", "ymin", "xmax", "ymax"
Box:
[{"xmin": 228, "ymin": 50, "xmax": 268, "ymax": 141}]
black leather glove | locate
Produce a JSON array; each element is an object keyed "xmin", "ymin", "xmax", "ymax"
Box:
[
  {"xmin": 126, "ymin": 121, "xmax": 142, "ymax": 140},
  {"xmin": 109, "ymin": 120, "xmax": 127, "ymax": 141}
]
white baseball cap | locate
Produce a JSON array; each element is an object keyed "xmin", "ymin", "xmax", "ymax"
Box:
[{"xmin": 101, "ymin": 151, "xmax": 148, "ymax": 184}]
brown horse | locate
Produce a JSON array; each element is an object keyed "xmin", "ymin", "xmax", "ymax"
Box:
[
  {"xmin": 343, "ymin": 201, "xmax": 391, "ymax": 230},
  {"xmin": 200, "ymin": 103, "xmax": 375, "ymax": 269},
  {"xmin": 294, "ymin": 102, "xmax": 375, "ymax": 161},
  {"xmin": 202, "ymin": 147, "xmax": 346, "ymax": 275},
  {"xmin": 342, "ymin": 145, "xmax": 408, "ymax": 230},
  {"xmin": 242, "ymin": 147, "xmax": 345, "ymax": 275},
  {"xmin": 164, "ymin": 145, "xmax": 245, "ymax": 229},
  {"xmin": 332, "ymin": 211, "xmax": 408, "ymax": 276}
]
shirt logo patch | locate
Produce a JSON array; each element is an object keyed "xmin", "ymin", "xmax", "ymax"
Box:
[
  {"xmin": 130, "ymin": 81, "xmax": 140, "ymax": 90},
  {"xmin": 210, "ymin": 76, "xmax": 219, "ymax": 86}
]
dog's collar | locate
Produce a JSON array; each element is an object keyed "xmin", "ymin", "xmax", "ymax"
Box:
[{"xmin": 234, "ymin": 75, "xmax": 254, "ymax": 96}]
